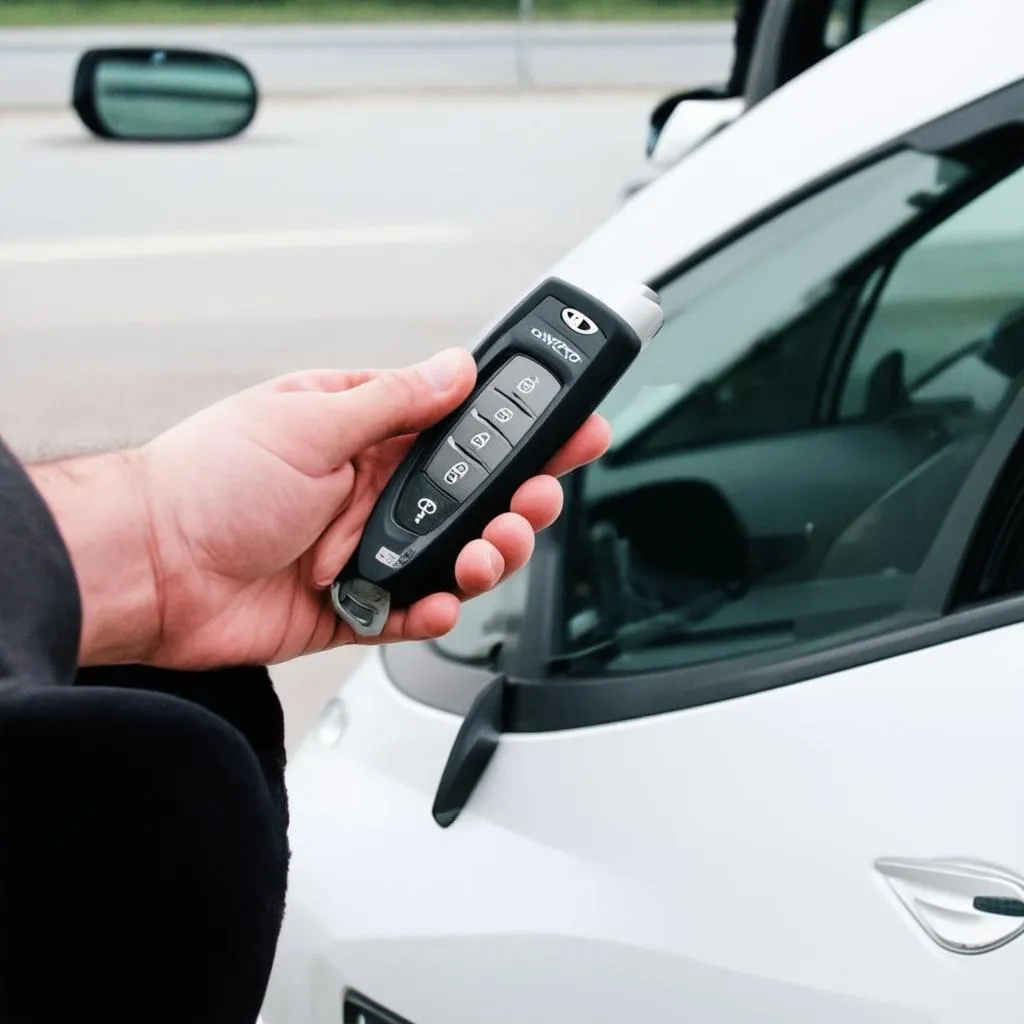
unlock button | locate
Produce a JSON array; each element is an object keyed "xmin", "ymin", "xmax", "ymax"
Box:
[{"xmin": 452, "ymin": 412, "xmax": 512, "ymax": 471}]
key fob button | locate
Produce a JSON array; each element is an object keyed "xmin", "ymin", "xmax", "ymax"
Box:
[
  {"xmin": 394, "ymin": 475, "xmax": 458, "ymax": 535},
  {"xmin": 472, "ymin": 388, "xmax": 533, "ymax": 445},
  {"xmin": 492, "ymin": 356, "xmax": 561, "ymax": 416},
  {"xmin": 452, "ymin": 413, "xmax": 512, "ymax": 471},
  {"xmin": 426, "ymin": 442, "xmax": 488, "ymax": 501}
]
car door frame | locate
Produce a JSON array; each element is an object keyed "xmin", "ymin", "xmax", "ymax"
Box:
[
  {"xmin": 386, "ymin": 75, "xmax": 1024, "ymax": 730},
  {"xmin": 743, "ymin": 0, "xmax": 835, "ymax": 108}
]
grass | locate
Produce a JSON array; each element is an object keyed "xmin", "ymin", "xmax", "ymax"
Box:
[{"xmin": 0, "ymin": 1, "xmax": 735, "ymax": 27}]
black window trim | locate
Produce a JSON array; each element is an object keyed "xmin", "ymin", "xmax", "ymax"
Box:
[{"xmin": 385, "ymin": 76, "xmax": 1024, "ymax": 729}]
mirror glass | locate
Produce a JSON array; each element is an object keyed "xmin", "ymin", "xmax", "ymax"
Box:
[{"xmin": 75, "ymin": 48, "xmax": 258, "ymax": 142}]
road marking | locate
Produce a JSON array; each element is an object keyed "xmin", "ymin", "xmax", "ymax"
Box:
[{"xmin": 0, "ymin": 223, "xmax": 473, "ymax": 265}]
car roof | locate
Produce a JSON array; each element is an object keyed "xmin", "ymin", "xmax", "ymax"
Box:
[{"xmin": 551, "ymin": 0, "xmax": 1023, "ymax": 296}]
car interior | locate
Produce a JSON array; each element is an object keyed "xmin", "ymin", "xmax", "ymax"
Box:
[{"xmin": 559, "ymin": 134, "xmax": 1024, "ymax": 675}]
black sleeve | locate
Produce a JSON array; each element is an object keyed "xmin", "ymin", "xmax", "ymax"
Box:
[
  {"xmin": 0, "ymin": 439, "xmax": 289, "ymax": 1024},
  {"xmin": 73, "ymin": 662, "xmax": 290, "ymax": 833},
  {"xmin": 0, "ymin": 442, "xmax": 81, "ymax": 690}
]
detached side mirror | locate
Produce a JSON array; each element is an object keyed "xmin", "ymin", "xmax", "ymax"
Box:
[
  {"xmin": 71, "ymin": 47, "xmax": 258, "ymax": 143},
  {"xmin": 648, "ymin": 94, "xmax": 745, "ymax": 169}
]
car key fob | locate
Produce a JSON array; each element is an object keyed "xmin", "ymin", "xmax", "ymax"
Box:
[{"xmin": 330, "ymin": 275, "xmax": 664, "ymax": 636}]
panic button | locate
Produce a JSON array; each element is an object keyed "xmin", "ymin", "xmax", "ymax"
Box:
[
  {"xmin": 492, "ymin": 356, "xmax": 560, "ymax": 416},
  {"xmin": 394, "ymin": 475, "xmax": 457, "ymax": 535}
]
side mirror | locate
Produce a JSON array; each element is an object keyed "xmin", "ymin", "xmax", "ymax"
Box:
[
  {"xmin": 71, "ymin": 47, "xmax": 258, "ymax": 142},
  {"xmin": 647, "ymin": 93, "xmax": 745, "ymax": 169},
  {"xmin": 645, "ymin": 87, "xmax": 722, "ymax": 154}
]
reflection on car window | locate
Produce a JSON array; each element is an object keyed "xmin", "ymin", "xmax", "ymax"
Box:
[{"xmin": 559, "ymin": 145, "xmax": 1024, "ymax": 678}]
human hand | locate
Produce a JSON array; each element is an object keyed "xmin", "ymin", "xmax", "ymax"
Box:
[{"xmin": 105, "ymin": 348, "xmax": 609, "ymax": 670}]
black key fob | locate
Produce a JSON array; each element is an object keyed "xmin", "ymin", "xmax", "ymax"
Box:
[{"xmin": 331, "ymin": 276, "xmax": 663, "ymax": 636}]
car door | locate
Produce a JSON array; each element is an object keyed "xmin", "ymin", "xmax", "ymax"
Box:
[{"xmin": 425, "ymin": 90, "xmax": 1024, "ymax": 1022}]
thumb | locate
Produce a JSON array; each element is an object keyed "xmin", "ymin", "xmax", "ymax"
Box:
[{"xmin": 331, "ymin": 347, "xmax": 477, "ymax": 456}]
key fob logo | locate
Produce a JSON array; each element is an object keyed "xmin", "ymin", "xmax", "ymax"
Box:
[
  {"xmin": 517, "ymin": 375, "xmax": 539, "ymax": 395},
  {"xmin": 530, "ymin": 326, "xmax": 582, "ymax": 364},
  {"xmin": 414, "ymin": 497, "xmax": 437, "ymax": 524},
  {"xmin": 444, "ymin": 461, "xmax": 470, "ymax": 485},
  {"xmin": 494, "ymin": 407, "xmax": 515, "ymax": 424},
  {"xmin": 561, "ymin": 307, "xmax": 598, "ymax": 335},
  {"xmin": 469, "ymin": 431, "xmax": 491, "ymax": 450}
]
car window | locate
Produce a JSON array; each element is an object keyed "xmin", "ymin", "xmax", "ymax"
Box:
[
  {"xmin": 839, "ymin": 169, "xmax": 1024, "ymax": 421},
  {"xmin": 558, "ymin": 144, "xmax": 1024, "ymax": 678},
  {"xmin": 430, "ymin": 563, "xmax": 531, "ymax": 665}
]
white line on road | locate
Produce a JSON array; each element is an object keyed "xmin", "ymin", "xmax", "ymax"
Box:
[{"xmin": 0, "ymin": 223, "xmax": 474, "ymax": 265}]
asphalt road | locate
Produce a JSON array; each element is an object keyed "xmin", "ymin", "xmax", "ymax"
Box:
[
  {"xmin": 0, "ymin": 21, "xmax": 732, "ymax": 108},
  {"xmin": 0, "ymin": 89, "xmax": 660, "ymax": 747}
]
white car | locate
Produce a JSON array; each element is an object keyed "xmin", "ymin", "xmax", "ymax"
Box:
[{"xmin": 262, "ymin": 1, "xmax": 1024, "ymax": 1021}]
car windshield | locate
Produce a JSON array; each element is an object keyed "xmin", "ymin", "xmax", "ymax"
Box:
[{"xmin": 557, "ymin": 139, "xmax": 1024, "ymax": 676}]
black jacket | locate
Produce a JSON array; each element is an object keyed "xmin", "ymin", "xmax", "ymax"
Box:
[{"xmin": 0, "ymin": 439, "xmax": 289, "ymax": 1023}]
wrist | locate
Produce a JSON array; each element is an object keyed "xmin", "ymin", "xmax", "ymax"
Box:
[{"xmin": 28, "ymin": 449, "xmax": 162, "ymax": 667}]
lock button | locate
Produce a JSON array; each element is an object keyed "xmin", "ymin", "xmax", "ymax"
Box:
[
  {"xmin": 425, "ymin": 441, "xmax": 488, "ymax": 502},
  {"xmin": 492, "ymin": 355, "xmax": 561, "ymax": 416},
  {"xmin": 452, "ymin": 412, "xmax": 513, "ymax": 471}
]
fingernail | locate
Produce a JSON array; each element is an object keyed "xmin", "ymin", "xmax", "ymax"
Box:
[
  {"xmin": 488, "ymin": 547, "xmax": 504, "ymax": 580},
  {"xmin": 416, "ymin": 348, "xmax": 465, "ymax": 392}
]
